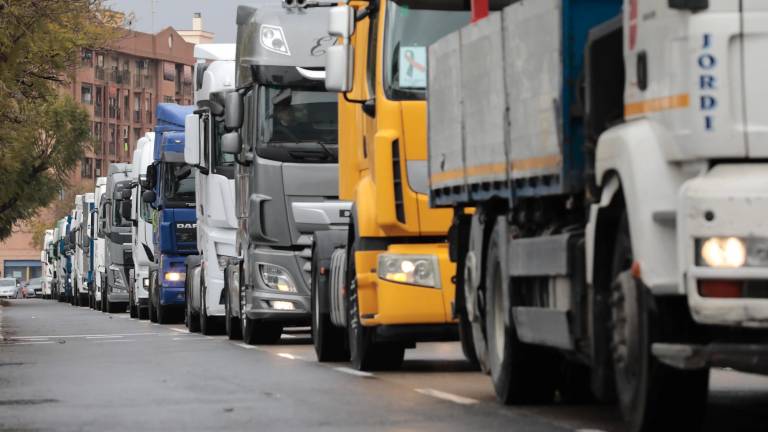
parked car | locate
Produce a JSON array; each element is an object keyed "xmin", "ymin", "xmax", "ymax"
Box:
[
  {"xmin": 0, "ymin": 278, "xmax": 19, "ymax": 299},
  {"xmin": 26, "ymin": 278, "xmax": 43, "ymax": 298}
]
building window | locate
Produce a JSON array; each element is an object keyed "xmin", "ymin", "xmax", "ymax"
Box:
[
  {"xmin": 94, "ymin": 86, "xmax": 104, "ymax": 116},
  {"xmin": 133, "ymin": 128, "xmax": 142, "ymax": 143},
  {"xmin": 81, "ymin": 158, "xmax": 93, "ymax": 178},
  {"xmin": 93, "ymin": 122, "xmax": 103, "ymax": 139},
  {"xmin": 108, "ymin": 94, "xmax": 117, "ymax": 119},
  {"xmin": 163, "ymin": 62, "xmax": 176, "ymax": 81},
  {"xmin": 109, "ymin": 125, "xmax": 116, "ymax": 155},
  {"xmin": 81, "ymin": 83, "xmax": 93, "ymax": 105},
  {"xmin": 163, "ymin": 96, "xmax": 174, "ymax": 103},
  {"xmin": 94, "ymin": 159, "xmax": 103, "ymax": 177},
  {"xmin": 81, "ymin": 49, "xmax": 93, "ymax": 67},
  {"xmin": 124, "ymin": 94, "xmax": 129, "ymax": 121}
]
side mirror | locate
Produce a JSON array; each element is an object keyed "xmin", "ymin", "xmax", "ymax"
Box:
[
  {"xmin": 225, "ymin": 92, "xmax": 244, "ymax": 130},
  {"xmin": 184, "ymin": 114, "xmax": 201, "ymax": 167},
  {"xmin": 142, "ymin": 190, "xmax": 156, "ymax": 204},
  {"xmin": 221, "ymin": 132, "xmax": 241, "ymax": 155},
  {"xmin": 121, "ymin": 189, "xmax": 132, "ymax": 200},
  {"xmin": 120, "ymin": 200, "xmax": 132, "ymax": 221},
  {"xmin": 328, "ymin": 5, "xmax": 355, "ymax": 39},
  {"xmin": 146, "ymin": 164, "xmax": 157, "ymax": 188},
  {"xmin": 326, "ymin": 45, "xmax": 354, "ymax": 92}
]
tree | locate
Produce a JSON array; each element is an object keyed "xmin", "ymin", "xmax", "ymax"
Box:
[
  {"xmin": 0, "ymin": 0, "xmax": 119, "ymax": 241},
  {"xmin": 0, "ymin": 97, "xmax": 92, "ymax": 240}
]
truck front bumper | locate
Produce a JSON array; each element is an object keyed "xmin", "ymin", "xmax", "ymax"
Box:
[
  {"xmin": 680, "ymin": 164, "xmax": 768, "ymax": 328},
  {"xmin": 357, "ymin": 243, "xmax": 457, "ymax": 327},
  {"xmin": 244, "ymin": 249, "xmax": 310, "ymax": 325}
]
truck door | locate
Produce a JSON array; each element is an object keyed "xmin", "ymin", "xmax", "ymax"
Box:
[{"xmin": 741, "ymin": 0, "xmax": 768, "ymax": 157}]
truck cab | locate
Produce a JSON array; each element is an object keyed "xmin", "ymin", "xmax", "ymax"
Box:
[
  {"xmin": 55, "ymin": 216, "xmax": 72, "ymax": 302},
  {"xmin": 313, "ymin": 0, "xmax": 473, "ymax": 369},
  {"xmin": 128, "ymin": 133, "xmax": 156, "ymax": 319},
  {"xmin": 41, "ymin": 229, "xmax": 55, "ymax": 299},
  {"xmin": 222, "ymin": 4, "xmax": 349, "ymax": 345},
  {"xmin": 100, "ymin": 163, "xmax": 133, "ymax": 313},
  {"xmin": 72, "ymin": 193, "xmax": 95, "ymax": 306},
  {"xmin": 183, "ymin": 44, "xmax": 237, "ymax": 335},
  {"xmin": 144, "ymin": 103, "xmax": 197, "ymax": 324},
  {"xmin": 93, "ymin": 176, "xmax": 107, "ymax": 310}
]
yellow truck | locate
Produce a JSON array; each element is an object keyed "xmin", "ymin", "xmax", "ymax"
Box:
[{"xmin": 310, "ymin": 0, "xmax": 476, "ymax": 370}]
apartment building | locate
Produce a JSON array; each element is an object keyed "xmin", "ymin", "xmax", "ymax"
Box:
[{"xmin": 0, "ymin": 23, "xmax": 203, "ymax": 281}]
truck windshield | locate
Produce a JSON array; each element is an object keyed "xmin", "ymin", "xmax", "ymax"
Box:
[
  {"xmin": 383, "ymin": 2, "xmax": 469, "ymax": 100},
  {"xmin": 256, "ymin": 86, "xmax": 338, "ymax": 164},
  {"xmin": 163, "ymin": 163, "xmax": 196, "ymax": 207},
  {"xmin": 112, "ymin": 200, "xmax": 131, "ymax": 227}
]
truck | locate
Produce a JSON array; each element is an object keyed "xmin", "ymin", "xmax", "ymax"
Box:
[
  {"xmin": 128, "ymin": 133, "xmax": 155, "ymax": 319},
  {"xmin": 55, "ymin": 215, "xmax": 73, "ymax": 302},
  {"xmin": 91, "ymin": 176, "xmax": 108, "ymax": 310},
  {"xmin": 99, "ymin": 163, "xmax": 133, "ymax": 313},
  {"xmin": 221, "ymin": 4, "xmax": 350, "ymax": 345},
  {"xmin": 143, "ymin": 103, "xmax": 197, "ymax": 324},
  {"xmin": 425, "ymin": 0, "xmax": 768, "ymax": 431},
  {"xmin": 71, "ymin": 193, "xmax": 96, "ymax": 307},
  {"xmin": 313, "ymin": 0, "xmax": 474, "ymax": 369},
  {"xmin": 183, "ymin": 44, "xmax": 237, "ymax": 335},
  {"xmin": 41, "ymin": 229, "xmax": 55, "ymax": 299}
]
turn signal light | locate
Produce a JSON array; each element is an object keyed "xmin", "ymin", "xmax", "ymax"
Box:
[{"xmin": 698, "ymin": 280, "xmax": 742, "ymax": 298}]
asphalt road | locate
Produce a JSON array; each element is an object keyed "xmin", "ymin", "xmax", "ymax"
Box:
[{"xmin": 1, "ymin": 299, "xmax": 767, "ymax": 432}]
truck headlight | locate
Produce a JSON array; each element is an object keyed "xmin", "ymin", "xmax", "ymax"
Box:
[
  {"xmin": 378, "ymin": 254, "xmax": 440, "ymax": 288},
  {"xmin": 217, "ymin": 255, "xmax": 229, "ymax": 271},
  {"xmin": 143, "ymin": 278, "xmax": 150, "ymax": 288},
  {"xmin": 260, "ymin": 264, "xmax": 297, "ymax": 292},
  {"xmin": 695, "ymin": 237, "xmax": 768, "ymax": 268},
  {"xmin": 164, "ymin": 272, "xmax": 185, "ymax": 282}
]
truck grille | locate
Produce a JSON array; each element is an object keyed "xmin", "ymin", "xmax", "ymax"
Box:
[{"xmin": 175, "ymin": 228, "xmax": 196, "ymax": 251}]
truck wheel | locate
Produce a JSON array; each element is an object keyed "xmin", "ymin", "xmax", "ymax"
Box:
[
  {"xmin": 129, "ymin": 291, "xmax": 138, "ymax": 318},
  {"xmin": 346, "ymin": 243, "xmax": 405, "ymax": 371},
  {"xmin": 224, "ymin": 283, "xmax": 241, "ymax": 340},
  {"xmin": 610, "ymin": 212, "xmax": 708, "ymax": 432},
  {"xmin": 149, "ymin": 285, "xmax": 158, "ymax": 323},
  {"xmin": 311, "ymin": 244, "xmax": 348, "ymax": 362},
  {"xmin": 486, "ymin": 228, "xmax": 557, "ymax": 404},
  {"xmin": 458, "ymin": 309, "xmax": 480, "ymax": 370},
  {"xmin": 186, "ymin": 291, "xmax": 200, "ymax": 332},
  {"xmin": 157, "ymin": 302, "xmax": 172, "ymax": 325}
]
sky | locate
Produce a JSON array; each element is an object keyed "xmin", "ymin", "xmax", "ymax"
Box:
[{"xmin": 106, "ymin": 0, "xmax": 272, "ymax": 43}]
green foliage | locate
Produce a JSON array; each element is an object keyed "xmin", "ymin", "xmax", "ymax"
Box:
[{"xmin": 0, "ymin": 0, "xmax": 118, "ymax": 241}]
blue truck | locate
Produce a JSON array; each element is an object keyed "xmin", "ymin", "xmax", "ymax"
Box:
[{"xmin": 144, "ymin": 103, "xmax": 198, "ymax": 324}]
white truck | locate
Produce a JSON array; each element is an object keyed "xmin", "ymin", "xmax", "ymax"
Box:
[
  {"xmin": 128, "ymin": 133, "xmax": 156, "ymax": 319},
  {"xmin": 426, "ymin": 0, "xmax": 768, "ymax": 431},
  {"xmin": 92, "ymin": 176, "xmax": 108, "ymax": 310},
  {"xmin": 72, "ymin": 193, "xmax": 96, "ymax": 307},
  {"xmin": 184, "ymin": 43, "xmax": 237, "ymax": 335},
  {"xmin": 41, "ymin": 229, "xmax": 55, "ymax": 299}
]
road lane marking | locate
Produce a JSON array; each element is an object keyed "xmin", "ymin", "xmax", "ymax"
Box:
[
  {"xmin": 93, "ymin": 339, "xmax": 135, "ymax": 343},
  {"xmin": 333, "ymin": 367, "xmax": 374, "ymax": 378},
  {"xmin": 414, "ymin": 388, "xmax": 478, "ymax": 405},
  {"xmin": 86, "ymin": 335, "xmax": 123, "ymax": 339},
  {"xmin": 168, "ymin": 328, "xmax": 188, "ymax": 334},
  {"xmin": 11, "ymin": 332, "xmax": 160, "ymax": 340},
  {"xmin": 235, "ymin": 343, "xmax": 261, "ymax": 350},
  {"xmin": 172, "ymin": 337, "xmax": 210, "ymax": 341},
  {"xmin": 12, "ymin": 341, "xmax": 55, "ymax": 345}
]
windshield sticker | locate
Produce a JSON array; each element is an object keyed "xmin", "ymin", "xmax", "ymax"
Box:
[{"xmin": 399, "ymin": 46, "xmax": 427, "ymax": 89}]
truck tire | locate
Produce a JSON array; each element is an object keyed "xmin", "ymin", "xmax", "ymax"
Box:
[
  {"xmin": 138, "ymin": 305, "xmax": 148, "ymax": 320},
  {"xmin": 485, "ymin": 227, "xmax": 557, "ymax": 404},
  {"xmin": 149, "ymin": 283, "xmax": 158, "ymax": 323},
  {"xmin": 186, "ymin": 288, "xmax": 200, "ymax": 332},
  {"xmin": 347, "ymin": 241, "xmax": 404, "ymax": 371},
  {"xmin": 129, "ymin": 291, "xmax": 138, "ymax": 318},
  {"xmin": 224, "ymin": 281, "xmax": 241, "ymax": 340},
  {"xmin": 610, "ymin": 212, "xmax": 708, "ymax": 432},
  {"xmin": 311, "ymin": 235, "xmax": 349, "ymax": 362},
  {"xmin": 199, "ymin": 270, "xmax": 222, "ymax": 335},
  {"xmin": 157, "ymin": 302, "xmax": 172, "ymax": 325}
]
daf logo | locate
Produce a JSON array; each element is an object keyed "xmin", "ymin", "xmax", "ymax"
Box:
[{"xmin": 176, "ymin": 223, "xmax": 197, "ymax": 229}]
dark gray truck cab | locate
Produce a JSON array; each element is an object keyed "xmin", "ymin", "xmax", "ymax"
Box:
[
  {"xmin": 223, "ymin": 4, "xmax": 349, "ymax": 344},
  {"xmin": 99, "ymin": 163, "xmax": 134, "ymax": 313}
]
